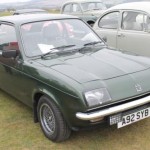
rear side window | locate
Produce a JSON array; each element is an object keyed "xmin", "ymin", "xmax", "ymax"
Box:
[{"xmin": 98, "ymin": 12, "xmax": 119, "ymax": 29}]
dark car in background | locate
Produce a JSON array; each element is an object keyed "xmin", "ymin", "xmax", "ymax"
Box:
[{"xmin": 13, "ymin": 9, "xmax": 48, "ymax": 15}]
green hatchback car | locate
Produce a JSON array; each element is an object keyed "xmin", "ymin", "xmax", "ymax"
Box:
[{"xmin": 0, "ymin": 14, "xmax": 150, "ymax": 142}]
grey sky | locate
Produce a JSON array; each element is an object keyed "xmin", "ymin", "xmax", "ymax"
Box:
[{"xmin": 0, "ymin": 0, "xmax": 31, "ymax": 4}]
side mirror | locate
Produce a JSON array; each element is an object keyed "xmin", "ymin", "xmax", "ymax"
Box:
[{"xmin": 2, "ymin": 50, "xmax": 17, "ymax": 58}]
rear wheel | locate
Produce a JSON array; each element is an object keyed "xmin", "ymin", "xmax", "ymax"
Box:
[{"xmin": 37, "ymin": 96, "xmax": 71, "ymax": 142}]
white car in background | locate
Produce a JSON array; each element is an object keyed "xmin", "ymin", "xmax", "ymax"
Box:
[{"xmin": 93, "ymin": 2, "xmax": 150, "ymax": 57}]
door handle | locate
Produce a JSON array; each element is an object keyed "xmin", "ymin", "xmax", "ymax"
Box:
[{"xmin": 117, "ymin": 33, "xmax": 125, "ymax": 38}]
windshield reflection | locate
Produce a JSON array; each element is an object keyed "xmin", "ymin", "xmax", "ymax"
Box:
[{"xmin": 21, "ymin": 19, "xmax": 102, "ymax": 57}]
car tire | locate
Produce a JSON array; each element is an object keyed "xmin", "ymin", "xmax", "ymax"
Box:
[
  {"xmin": 37, "ymin": 96, "xmax": 71, "ymax": 142},
  {"xmin": 88, "ymin": 21, "xmax": 94, "ymax": 27}
]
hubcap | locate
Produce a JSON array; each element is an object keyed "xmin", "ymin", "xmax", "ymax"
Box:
[{"xmin": 40, "ymin": 103, "xmax": 55, "ymax": 135}]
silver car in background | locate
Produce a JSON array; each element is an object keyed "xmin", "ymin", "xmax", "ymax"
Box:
[
  {"xmin": 93, "ymin": 2, "xmax": 150, "ymax": 57},
  {"xmin": 61, "ymin": 0, "xmax": 107, "ymax": 26}
]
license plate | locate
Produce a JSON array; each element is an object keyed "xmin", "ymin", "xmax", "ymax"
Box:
[{"xmin": 118, "ymin": 107, "xmax": 150, "ymax": 128}]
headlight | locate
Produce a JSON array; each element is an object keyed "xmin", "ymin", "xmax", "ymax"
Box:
[{"xmin": 84, "ymin": 88, "xmax": 111, "ymax": 107}]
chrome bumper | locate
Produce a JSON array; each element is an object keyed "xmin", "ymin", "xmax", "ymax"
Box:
[{"xmin": 76, "ymin": 95, "xmax": 150, "ymax": 120}]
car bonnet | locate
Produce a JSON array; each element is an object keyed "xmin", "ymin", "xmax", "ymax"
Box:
[{"xmin": 35, "ymin": 48, "xmax": 150, "ymax": 84}]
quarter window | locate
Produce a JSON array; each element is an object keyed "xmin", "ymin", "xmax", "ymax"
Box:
[
  {"xmin": 99, "ymin": 12, "xmax": 119, "ymax": 29},
  {"xmin": 122, "ymin": 11, "xmax": 144, "ymax": 31}
]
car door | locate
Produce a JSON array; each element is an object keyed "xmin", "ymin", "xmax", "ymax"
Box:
[
  {"xmin": 0, "ymin": 24, "xmax": 32, "ymax": 106},
  {"xmin": 117, "ymin": 11, "xmax": 150, "ymax": 57},
  {"xmin": 93, "ymin": 11, "xmax": 120, "ymax": 48}
]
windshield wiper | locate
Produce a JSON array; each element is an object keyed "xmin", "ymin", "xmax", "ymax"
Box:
[
  {"xmin": 41, "ymin": 45, "xmax": 76, "ymax": 58},
  {"xmin": 78, "ymin": 41, "xmax": 105, "ymax": 53},
  {"xmin": 84, "ymin": 41, "xmax": 103, "ymax": 46}
]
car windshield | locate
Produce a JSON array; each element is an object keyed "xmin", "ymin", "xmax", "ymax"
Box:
[
  {"xmin": 21, "ymin": 19, "xmax": 102, "ymax": 57},
  {"xmin": 81, "ymin": 2, "xmax": 106, "ymax": 11}
]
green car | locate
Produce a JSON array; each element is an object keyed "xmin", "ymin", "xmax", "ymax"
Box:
[{"xmin": 0, "ymin": 14, "xmax": 150, "ymax": 142}]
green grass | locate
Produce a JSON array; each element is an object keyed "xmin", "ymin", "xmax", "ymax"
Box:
[
  {"xmin": 0, "ymin": 11, "xmax": 12, "ymax": 17},
  {"xmin": 0, "ymin": 89, "xmax": 150, "ymax": 150},
  {"xmin": 0, "ymin": 9, "xmax": 60, "ymax": 17}
]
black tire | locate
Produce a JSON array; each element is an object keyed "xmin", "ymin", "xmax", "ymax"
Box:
[
  {"xmin": 37, "ymin": 96, "xmax": 71, "ymax": 142},
  {"xmin": 88, "ymin": 22, "xmax": 94, "ymax": 27}
]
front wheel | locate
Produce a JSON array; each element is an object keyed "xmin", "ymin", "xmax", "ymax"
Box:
[{"xmin": 37, "ymin": 96, "xmax": 71, "ymax": 142}]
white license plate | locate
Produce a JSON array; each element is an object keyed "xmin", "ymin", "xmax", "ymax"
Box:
[{"xmin": 118, "ymin": 107, "xmax": 150, "ymax": 128}]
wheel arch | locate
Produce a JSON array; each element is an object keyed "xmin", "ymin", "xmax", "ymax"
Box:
[
  {"xmin": 33, "ymin": 92, "xmax": 43, "ymax": 123},
  {"xmin": 32, "ymin": 88, "xmax": 72, "ymax": 128}
]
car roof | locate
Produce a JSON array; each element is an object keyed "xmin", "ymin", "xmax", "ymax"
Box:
[
  {"xmin": 64, "ymin": 0, "xmax": 102, "ymax": 4},
  {"xmin": 108, "ymin": 2, "xmax": 150, "ymax": 14},
  {"xmin": 14, "ymin": 9, "xmax": 47, "ymax": 14},
  {"xmin": 0, "ymin": 14, "xmax": 78, "ymax": 25}
]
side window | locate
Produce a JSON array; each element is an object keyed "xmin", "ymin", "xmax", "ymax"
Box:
[
  {"xmin": 88, "ymin": 3, "xmax": 95, "ymax": 10},
  {"xmin": 99, "ymin": 12, "xmax": 119, "ymax": 29},
  {"xmin": 63, "ymin": 4, "xmax": 71, "ymax": 13},
  {"xmin": 122, "ymin": 11, "xmax": 144, "ymax": 31},
  {"xmin": 0, "ymin": 24, "xmax": 19, "ymax": 51},
  {"xmin": 72, "ymin": 4, "xmax": 81, "ymax": 13},
  {"xmin": 144, "ymin": 15, "xmax": 150, "ymax": 30}
]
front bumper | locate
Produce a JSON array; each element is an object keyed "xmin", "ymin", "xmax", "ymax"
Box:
[{"xmin": 76, "ymin": 95, "xmax": 150, "ymax": 120}]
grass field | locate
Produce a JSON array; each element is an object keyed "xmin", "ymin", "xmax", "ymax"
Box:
[
  {"xmin": 0, "ymin": 9, "xmax": 59, "ymax": 17},
  {"xmin": 0, "ymin": 11, "xmax": 12, "ymax": 16},
  {"xmin": 0, "ymin": 90, "xmax": 150, "ymax": 150}
]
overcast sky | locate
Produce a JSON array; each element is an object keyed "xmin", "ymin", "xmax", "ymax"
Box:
[{"xmin": 0, "ymin": 0, "xmax": 31, "ymax": 4}]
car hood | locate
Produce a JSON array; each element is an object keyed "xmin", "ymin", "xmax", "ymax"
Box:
[{"xmin": 35, "ymin": 48, "xmax": 150, "ymax": 84}]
